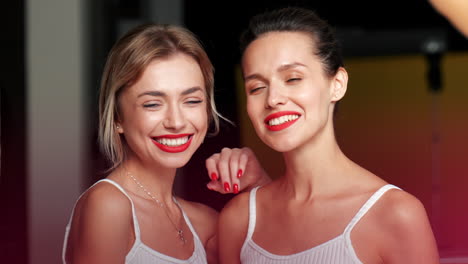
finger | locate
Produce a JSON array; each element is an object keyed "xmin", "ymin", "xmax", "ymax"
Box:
[
  {"xmin": 205, "ymin": 154, "xmax": 220, "ymax": 182},
  {"xmin": 206, "ymin": 180, "xmax": 225, "ymax": 193},
  {"xmin": 236, "ymin": 151, "xmax": 250, "ymax": 191},
  {"xmin": 238, "ymin": 148, "xmax": 249, "ymax": 179},
  {"xmin": 228, "ymin": 149, "xmax": 242, "ymax": 194},
  {"xmin": 217, "ymin": 148, "xmax": 232, "ymax": 193}
]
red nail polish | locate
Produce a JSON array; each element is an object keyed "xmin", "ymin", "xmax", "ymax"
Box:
[
  {"xmin": 237, "ymin": 169, "xmax": 243, "ymax": 178},
  {"xmin": 224, "ymin": 182, "xmax": 230, "ymax": 192},
  {"xmin": 233, "ymin": 184, "xmax": 239, "ymax": 194},
  {"xmin": 211, "ymin": 172, "xmax": 218, "ymax": 181}
]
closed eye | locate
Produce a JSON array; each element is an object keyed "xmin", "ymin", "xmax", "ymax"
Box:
[
  {"xmin": 249, "ymin": 86, "xmax": 266, "ymax": 95},
  {"xmin": 143, "ymin": 103, "xmax": 160, "ymax": 108},
  {"xmin": 287, "ymin": 78, "xmax": 302, "ymax": 83},
  {"xmin": 186, "ymin": 99, "xmax": 203, "ymax": 105}
]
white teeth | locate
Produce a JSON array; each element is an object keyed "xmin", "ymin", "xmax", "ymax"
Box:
[
  {"xmin": 268, "ymin": 115, "xmax": 299, "ymax": 126},
  {"xmin": 156, "ymin": 136, "xmax": 189, "ymax": 146}
]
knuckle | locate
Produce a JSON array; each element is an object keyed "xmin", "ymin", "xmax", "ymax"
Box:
[{"xmin": 221, "ymin": 147, "xmax": 231, "ymax": 153}]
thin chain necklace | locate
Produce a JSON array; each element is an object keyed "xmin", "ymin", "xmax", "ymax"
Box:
[{"xmin": 127, "ymin": 171, "xmax": 187, "ymax": 245}]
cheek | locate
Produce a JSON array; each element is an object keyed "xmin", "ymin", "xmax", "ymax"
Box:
[
  {"xmin": 298, "ymin": 88, "xmax": 323, "ymax": 108},
  {"xmin": 131, "ymin": 112, "xmax": 157, "ymax": 126},
  {"xmin": 246, "ymin": 99, "xmax": 256, "ymax": 122},
  {"xmin": 246, "ymin": 98, "xmax": 264, "ymax": 128},
  {"xmin": 189, "ymin": 107, "xmax": 209, "ymax": 131},
  {"xmin": 122, "ymin": 110, "xmax": 163, "ymax": 135}
]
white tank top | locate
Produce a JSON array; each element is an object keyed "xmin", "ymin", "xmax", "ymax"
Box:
[
  {"xmin": 240, "ymin": 184, "xmax": 400, "ymax": 264},
  {"xmin": 62, "ymin": 179, "xmax": 207, "ymax": 264}
]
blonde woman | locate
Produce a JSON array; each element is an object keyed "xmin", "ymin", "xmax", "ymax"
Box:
[{"xmin": 62, "ymin": 24, "xmax": 267, "ymax": 264}]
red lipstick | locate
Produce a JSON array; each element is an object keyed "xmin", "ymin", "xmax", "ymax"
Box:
[
  {"xmin": 152, "ymin": 134, "xmax": 193, "ymax": 153},
  {"xmin": 264, "ymin": 111, "xmax": 300, "ymax": 131}
]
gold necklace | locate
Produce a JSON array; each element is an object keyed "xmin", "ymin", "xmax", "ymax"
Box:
[{"xmin": 127, "ymin": 171, "xmax": 187, "ymax": 245}]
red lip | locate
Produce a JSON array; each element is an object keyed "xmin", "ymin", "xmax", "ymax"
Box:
[
  {"xmin": 264, "ymin": 111, "xmax": 301, "ymax": 131},
  {"xmin": 152, "ymin": 134, "xmax": 193, "ymax": 153}
]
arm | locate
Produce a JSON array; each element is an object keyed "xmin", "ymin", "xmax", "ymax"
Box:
[
  {"xmin": 429, "ymin": 0, "xmax": 468, "ymax": 38},
  {"xmin": 206, "ymin": 147, "xmax": 271, "ymax": 194},
  {"xmin": 378, "ymin": 190, "xmax": 439, "ymax": 263},
  {"xmin": 206, "ymin": 231, "xmax": 218, "ymax": 264},
  {"xmin": 69, "ymin": 184, "xmax": 133, "ymax": 264},
  {"xmin": 217, "ymin": 192, "xmax": 250, "ymax": 264}
]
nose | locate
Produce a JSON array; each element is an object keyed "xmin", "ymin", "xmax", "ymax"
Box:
[
  {"xmin": 163, "ymin": 104, "xmax": 186, "ymax": 131},
  {"xmin": 265, "ymin": 83, "xmax": 287, "ymax": 109}
]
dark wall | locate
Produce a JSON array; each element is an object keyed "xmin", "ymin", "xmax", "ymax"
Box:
[{"xmin": 0, "ymin": 0, "xmax": 27, "ymax": 263}]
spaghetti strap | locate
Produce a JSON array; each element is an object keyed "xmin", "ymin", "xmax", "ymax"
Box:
[
  {"xmin": 246, "ymin": 187, "xmax": 260, "ymax": 240},
  {"xmin": 344, "ymin": 184, "xmax": 401, "ymax": 235},
  {"xmin": 63, "ymin": 179, "xmax": 208, "ymax": 263},
  {"xmin": 173, "ymin": 197, "xmax": 208, "ymax": 260},
  {"xmin": 96, "ymin": 179, "xmax": 141, "ymax": 240},
  {"xmin": 62, "ymin": 179, "xmax": 141, "ymax": 263},
  {"xmin": 98, "ymin": 179, "xmax": 132, "ymax": 200}
]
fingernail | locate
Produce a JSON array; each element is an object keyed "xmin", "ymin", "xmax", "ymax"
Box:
[
  {"xmin": 211, "ymin": 172, "xmax": 218, "ymax": 181},
  {"xmin": 233, "ymin": 184, "xmax": 239, "ymax": 194},
  {"xmin": 224, "ymin": 182, "xmax": 230, "ymax": 192},
  {"xmin": 237, "ymin": 169, "xmax": 243, "ymax": 178}
]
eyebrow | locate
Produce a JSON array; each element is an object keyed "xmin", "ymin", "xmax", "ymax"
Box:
[
  {"xmin": 181, "ymin": 86, "xmax": 203, "ymax": 96},
  {"xmin": 244, "ymin": 62, "xmax": 307, "ymax": 82},
  {"xmin": 137, "ymin": 86, "xmax": 203, "ymax": 98},
  {"xmin": 277, "ymin": 62, "xmax": 307, "ymax": 72},
  {"xmin": 244, "ymin": 73, "xmax": 265, "ymax": 82}
]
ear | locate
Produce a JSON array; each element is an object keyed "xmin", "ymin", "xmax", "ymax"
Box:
[
  {"xmin": 115, "ymin": 122, "xmax": 124, "ymax": 134},
  {"xmin": 330, "ymin": 67, "xmax": 348, "ymax": 102}
]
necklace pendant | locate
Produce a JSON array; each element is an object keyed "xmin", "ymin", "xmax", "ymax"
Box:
[
  {"xmin": 178, "ymin": 229, "xmax": 187, "ymax": 244},
  {"xmin": 127, "ymin": 171, "xmax": 187, "ymax": 245}
]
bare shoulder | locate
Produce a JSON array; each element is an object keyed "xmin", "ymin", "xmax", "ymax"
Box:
[
  {"xmin": 217, "ymin": 191, "xmax": 251, "ymax": 240},
  {"xmin": 217, "ymin": 191, "xmax": 252, "ymax": 264},
  {"xmin": 367, "ymin": 187, "xmax": 439, "ymax": 262},
  {"xmin": 219, "ymin": 190, "xmax": 251, "ymax": 226},
  {"xmin": 77, "ymin": 181, "xmax": 132, "ymax": 218},
  {"xmin": 376, "ymin": 187, "xmax": 429, "ymax": 228},
  {"xmin": 72, "ymin": 181, "xmax": 134, "ymax": 240},
  {"xmin": 66, "ymin": 180, "xmax": 133, "ymax": 262},
  {"xmin": 219, "ymin": 190, "xmax": 253, "ymax": 238}
]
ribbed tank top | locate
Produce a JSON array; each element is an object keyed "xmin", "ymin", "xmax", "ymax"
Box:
[
  {"xmin": 62, "ymin": 179, "xmax": 207, "ymax": 264},
  {"xmin": 240, "ymin": 184, "xmax": 400, "ymax": 264}
]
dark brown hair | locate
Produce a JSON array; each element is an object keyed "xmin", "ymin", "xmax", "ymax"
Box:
[{"xmin": 240, "ymin": 7, "xmax": 343, "ymax": 77}]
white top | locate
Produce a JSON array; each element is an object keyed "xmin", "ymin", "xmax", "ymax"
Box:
[
  {"xmin": 240, "ymin": 184, "xmax": 401, "ymax": 264},
  {"xmin": 62, "ymin": 179, "xmax": 207, "ymax": 264}
]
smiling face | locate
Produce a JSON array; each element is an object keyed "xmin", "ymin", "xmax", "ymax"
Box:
[
  {"xmin": 116, "ymin": 53, "xmax": 208, "ymax": 168},
  {"xmin": 242, "ymin": 31, "xmax": 347, "ymax": 153}
]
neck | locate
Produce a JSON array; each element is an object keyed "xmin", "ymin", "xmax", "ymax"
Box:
[
  {"xmin": 119, "ymin": 155, "xmax": 178, "ymax": 206},
  {"xmin": 279, "ymin": 123, "xmax": 352, "ymax": 200}
]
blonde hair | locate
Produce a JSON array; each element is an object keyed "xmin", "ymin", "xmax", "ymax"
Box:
[{"xmin": 98, "ymin": 24, "xmax": 223, "ymax": 170}]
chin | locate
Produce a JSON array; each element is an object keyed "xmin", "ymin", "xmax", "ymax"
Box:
[
  {"xmin": 164, "ymin": 159, "xmax": 191, "ymax": 169},
  {"xmin": 158, "ymin": 154, "xmax": 193, "ymax": 169},
  {"xmin": 263, "ymin": 139, "xmax": 298, "ymax": 153}
]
